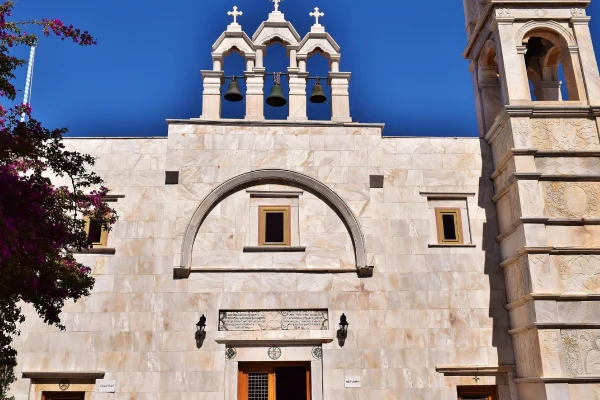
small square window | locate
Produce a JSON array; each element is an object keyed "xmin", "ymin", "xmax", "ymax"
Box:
[
  {"xmin": 85, "ymin": 218, "xmax": 108, "ymax": 247},
  {"xmin": 259, "ymin": 206, "xmax": 290, "ymax": 246},
  {"xmin": 435, "ymin": 208, "xmax": 463, "ymax": 244},
  {"xmin": 457, "ymin": 386, "xmax": 497, "ymax": 400}
]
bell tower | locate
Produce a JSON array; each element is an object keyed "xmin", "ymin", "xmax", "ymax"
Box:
[
  {"xmin": 200, "ymin": 2, "xmax": 350, "ymax": 122},
  {"xmin": 464, "ymin": 1, "xmax": 600, "ymax": 399}
]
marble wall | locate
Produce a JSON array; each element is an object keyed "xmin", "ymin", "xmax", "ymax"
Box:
[{"xmin": 8, "ymin": 123, "xmax": 513, "ymax": 400}]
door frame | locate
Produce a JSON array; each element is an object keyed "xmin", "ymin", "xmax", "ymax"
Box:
[{"xmin": 238, "ymin": 362, "xmax": 311, "ymax": 400}]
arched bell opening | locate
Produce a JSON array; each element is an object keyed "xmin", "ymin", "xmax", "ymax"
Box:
[
  {"xmin": 220, "ymin": 49, "xmax": 247, "ymax": 119},
  {"xmin": 263, "ymin": 42, "xmax": 290, "ymax": 120},
  {"xmin": 477, "ymin": 41, "xmax": 504, "ymax": 132},
  {"xmin": 523, "ymin": 30, "xmax": 581, "ymax": 102},
  {"xmin": 306, "ymin": 50, "xmax": 332, "ymax": 121}
]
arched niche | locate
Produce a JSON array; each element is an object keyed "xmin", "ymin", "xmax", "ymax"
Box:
[
  {"xmin": 297, "ymin": 32, "xmax": 341, "ymax": 73},
  {"xmin": 175, "ymin": 169, "xmax": 372, "ymax": 278}
]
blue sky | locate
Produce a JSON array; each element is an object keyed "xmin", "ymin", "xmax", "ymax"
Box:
[{"xmin": 12, "ymin": 0, "xmax": 600, "ymax": 137}]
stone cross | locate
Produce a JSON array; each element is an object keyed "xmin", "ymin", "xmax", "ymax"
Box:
[
  {"xmin": 270, "ymin": 0, "xmax": 283, "ymax": 12},
  {"xmin": 310, "ymin": 7, "xmax": 324, "ymax": 25},
  {"xmin": 227, "ymin": 6, "xmax": 243, "ymax": 24}
]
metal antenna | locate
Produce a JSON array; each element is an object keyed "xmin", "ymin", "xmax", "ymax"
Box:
[{"xmin": 21, "ymin": 46, "xmax": 36, "ymax": 122}]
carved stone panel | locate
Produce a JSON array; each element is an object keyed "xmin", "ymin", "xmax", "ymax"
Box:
[
  {"xmin": 536, "ymin": 157, "xmax": 600, "ymax": 175},
  {"xmin": 556, "ymin": 255, "xmax": 600, "ymax": 293},
  {"xmin": 561, "ymin": 330, "xmax": 584, "ymax": 376},
  {"xmin": 518, "ymin": 181, "xmax": 542, "ymax": 217},
  {"xmin": 560, "ymin": 329, "xmax": 600, "ymax": 376},
  {"xmin": 539, "ymin": 330, "xmax": 562, "ymax": 376},
  {"xmin": 511, "ymin": 118, "xmax": 532, "ymax": 148},
  {"xmin": 218, "ymin": 310, "xmax": 329, "ymax": 331},
  {"xmin": 542, "ymin": 182, "xmax": 600, "ymax": 218},
  {"xmin": 526, "ymin": 254, "xmax": 553, "ymax": 293},
  {"xmin": 531, "ymin": 118, "xmax": 600, "ymax": 150},
  {"xmin": 490, "ymin": 124, "xmax": 515, "ymax": 167}
]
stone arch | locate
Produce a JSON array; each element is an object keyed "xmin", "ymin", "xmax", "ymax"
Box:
[
  {"xmin": 515, "ymin": 21, "xmax": 576, "ymax": 48},
  {"xmin": 177, "ymin": 169, "xmax": 372, "ymax": 277},
  {"xmin": 516, "ymin": 21, "xmax": 583, "ymax": 101}
]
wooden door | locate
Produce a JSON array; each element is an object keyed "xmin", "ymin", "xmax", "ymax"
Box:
[
  {"xmin": 238, "ymin": 363, "xmax": 310, "ymax": 400},
  {"xmin": 457, "ymin": 385, "xmax": 498, "ymax": 400},
  {"xmin": 42, "ymin": 393, "xmax": 85, "ymax": 400}
]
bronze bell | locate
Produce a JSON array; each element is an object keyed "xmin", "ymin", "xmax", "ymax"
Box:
[
  {"xmin": 310, "ymin": 80, "xmax": 327, "ymax": 104},
  {"xmin": 266, "ymin": 83, "xmax": 287, "ymax": 107},
  {"xmin": 224, "ymin": 76, "xmax": 243, "ymax": 102},
  {"xmin": 525, "ymin": 37, "xmax": 549, "ymax": 67}
]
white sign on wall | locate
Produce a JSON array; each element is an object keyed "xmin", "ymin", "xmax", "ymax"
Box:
[
  {"xmin": 97, "ymin": 380, "xmax": 116, "ymax": 393},
  {"xmin": 344, "ymin": 376, "xmax": 361, "ymax": 388}
]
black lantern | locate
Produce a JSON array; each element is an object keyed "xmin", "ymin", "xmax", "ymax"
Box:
[
  {"xmin": 196, "ymin": 315, "xmax": 207, "ymax": 337},
  {"xmin": 339, "ymin": 314, "xmax": 349, "ymax": 336}
]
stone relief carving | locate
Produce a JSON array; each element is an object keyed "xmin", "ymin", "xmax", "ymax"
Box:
[
  {"xmin": 581, "ymin": 331, "xmax": 600, "ymax": 375},
  {"xmin": 496, "ymin": 8, "xmax": 511, "ymax": 17},
  {"xmin": 531, "ymin": 119, "xmax": 600, "ymax": 151},
  {"xmin": 529, "ymin": 254, "xmax": 552, "ymax": 292},
  {"xmin": 511, "ymin": 118, "xmax": 531, "ymax": 148},
  {"xmin": 519, "ymin": 182, "xmax": 540, "ymax": 217},
  {"xmin": 536, "ymin": 157, "xmax": 600, "ymax": 175},
  {"xmin": 543, "ymin": 182, "xmax": 600, "ymax": 218},
  {"xmin": 571, "ymin": 8, "xmax": 586, "ymax": 17},
  {"xmin": 558, "ymin": 255, "xmax": 600, "ymax": 293},
  {"xmin": 540, "ymin": 330, "xmax": 560, "ymax": 374},
  {"xmin": 561, "ymin": 330, "xmax": 584, "ymax": 376},
  {"xmin": 490, "ymin": 124, "xmax": 515, "ymax": 166}
]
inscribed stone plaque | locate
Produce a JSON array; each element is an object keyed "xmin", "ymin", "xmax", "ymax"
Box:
[{"xmin": 218, "ymin": 310, "xmax": 329, "ymax": 331}]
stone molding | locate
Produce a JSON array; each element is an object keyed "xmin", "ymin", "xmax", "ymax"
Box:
[
  {"xmin": 177, "ymin": 169, "xmax": 372, "ymax": 277},
  {"xmin": 166, "ymin": 118, "xmax": 385, "ymax": 130}
]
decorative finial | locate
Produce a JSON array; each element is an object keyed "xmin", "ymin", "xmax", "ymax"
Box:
[
  {"xmin": 270, "ymin": 0, "xmax": 283, "ymax": 12},
  {"xmin": 227, "ymin": 6, "xmax": 243, "ymax": 24},
  {"xmin": 310, "ymin": 7, "xmax": 324, "ymax": 25}
]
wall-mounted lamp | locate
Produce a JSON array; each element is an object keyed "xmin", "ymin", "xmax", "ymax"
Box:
[
  {"xmin": 196, "ymin": 314, "xmax": 207, "ymax": 348},
  {"xmin": 337, "ymin": 313, "xmax": 349, "ymax": 347}
]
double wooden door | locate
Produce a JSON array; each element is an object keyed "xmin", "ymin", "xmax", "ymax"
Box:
[{"xmin": 238, "ymin": 363, "xmax": 310, "ymax": 400}]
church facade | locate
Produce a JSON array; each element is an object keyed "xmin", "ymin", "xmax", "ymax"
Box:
[{"xmin": 9, "ymin": 0, "xmax": 600, "ymax": 399}]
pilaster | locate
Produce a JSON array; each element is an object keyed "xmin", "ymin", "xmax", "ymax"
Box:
[
  {"xmin": 328, "ymin": 72, "xmax": 351, "ymax": 123},
  {"xmin": 571, "ymin": 16, "xmax": 600, "ymax": 105},
  {"xmin": 200, "ymin": 70, "xmax": 225, "ymax": 119},
  {"xmin": 245, "ymin": 70, "xmax": 265, "ymax": 121},
  {"xmin": 287, "ymin": 69, "xmax": 308, "ymax": 121}
]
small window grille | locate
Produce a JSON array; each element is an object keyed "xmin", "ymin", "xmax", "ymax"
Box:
[{"xmin": 248, "ymin": 372, "xmax": 269, "ymax": 400}]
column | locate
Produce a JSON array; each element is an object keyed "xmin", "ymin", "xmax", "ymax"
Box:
[
  {"xmin": 571, "ymin": 16, "xmax": 600, "ymax": 105},
  {"xmin": 328, "ymin": 72, "xmax": 351, "ymax": 122},
  {"xmin": 200, "ymin": 70, "xmax": 224, "ymax": 119},
  {"xmin": 287, "ymin": 69, "xmax": 308, "ymax": 121},
  {"xmin": 245, "ymin": 70, "xmax": 265, "ymax": 120},
  {"xmin": 493, "ymin": 18, "xmax": 532, "ymax": 104}
]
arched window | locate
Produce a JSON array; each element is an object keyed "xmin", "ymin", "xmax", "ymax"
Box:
[{"xmin": 523, "ymin": 30, "xmax": 581, "ymax": 101}]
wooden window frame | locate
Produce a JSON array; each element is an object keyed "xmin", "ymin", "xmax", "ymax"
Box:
[
  {"xmin": 84, "ymin": 217, "xmax": 109, "ymax": 247},
  {"xmin": 259, "ymin": 206, "xmax": 291, "ymax": 247},
  {"xmin": 435, "ymin": 208, "xmax": 463, "ymax": 245},
  {"xmin": 238, "ymin": 362, "xmax": 310, "ymax": 400},
  {"xmin": 457, "ymin": 385, "xmax": 498, "ymax": 400}
]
